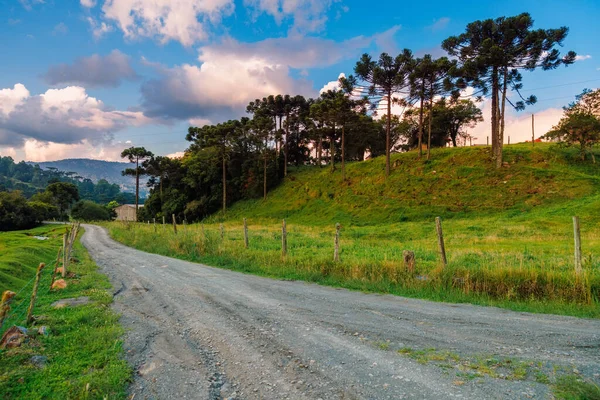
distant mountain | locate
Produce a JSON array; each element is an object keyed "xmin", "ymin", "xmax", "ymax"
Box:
[{"xmin": 28, "ymin": 158, "xmax": 147, "ymax": 195}]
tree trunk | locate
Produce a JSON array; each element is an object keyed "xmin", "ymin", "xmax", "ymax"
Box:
[
  {"xmin": 341, "ymin": 124, "xmax": 346, "ymax": 180},
  {"xmin": 330, "ymin": 125, "xmax": 336, "ymax": 172},
  {"xmin": 317, "ymin": 136, "xmax": 322, "ymax": 167},
  {"xmin": 135, "ymin": 157, "xmax": 139, "ymax": 218},
  {"xmin": 222, "ymin": 155, "xmax": 226, "ymax": 213},
  {"xmin": 498, "ymin": 68, "xmax": 508, "ymax": 167},
  {"xmin": 284, "ymin": 113, "xmax": 289, "ymax": 176},
  {"xmin": 264, "ymin": 152, "xmax": 268, "ymax": 200},
  {"xmin": 386, "ymin": 90, "xmax": 392, "ymax": 177},
  {"xmin": 427, "ymin": 83, "xmax": 433, "ymax": 160},
  {"xmin": 418, "ymin": 82, "xmax": 425, "ymax": 158},
  {"xmin": 491, "ymin": 66, "xmax": 500, "ymax": 168}
]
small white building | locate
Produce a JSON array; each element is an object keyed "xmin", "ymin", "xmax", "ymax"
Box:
[{"xmin": 114, "ymin": 204, "xmax": 143, "ymax": 221}]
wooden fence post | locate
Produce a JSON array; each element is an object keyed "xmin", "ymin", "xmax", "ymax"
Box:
[
  {"xmin": 26, "ymin": 263, "xmax": 45, "ymax": 325},
  {"xmin": 282, "ymin": 219, "xmax": 287, "ymax": 257},
  {"xmin": 153, "ymin": 218, "xmax": 157, "ymax": 233},
  {"xmin": 243, "ymin": 218, "xmax": 249, "ymax": 249},
  {"xmin": 573, "ymin": 216, "xmax": 582, "ymax": 276},
  {"xmin": 435, "ymin": 217, "xmax": 447, "ymax": 266},
  {"xmin": 0, "ymin": 291, "xmax": 16, "ymax": 328},
  {"xmin": 62, "ymin": 233, "xmax": 67, "ymax": 278},
  {"xmin": 172, "ymin": 214, "xmax": 178, "ymax": 234},
  {"xmin": 334, "ymin": 223, "xmax": 341, "ymax": 262},
  {"xmin": 49, "ymin": 246, "xmax": 62, "ymax": 290},
  {"xmin": 220, "ymin": 223, "xmax": 224, "ymax": 240}
]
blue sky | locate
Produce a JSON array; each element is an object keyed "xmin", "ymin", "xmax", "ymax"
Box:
[{"xmin": 0, "ymin": 0, "xmax": 598, "ymax": 161}]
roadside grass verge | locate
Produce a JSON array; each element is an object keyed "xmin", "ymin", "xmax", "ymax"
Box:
[
  {"xmin": 554, "ymin": 375, "xmax": 600, "ymax": 400},
  {"xmin": 105, "ymin": 214, "xmax": 600, "ymax": 318},
  {"xmin": 0, "ymin": 224, "xmax": 130, "ymax": 399}
]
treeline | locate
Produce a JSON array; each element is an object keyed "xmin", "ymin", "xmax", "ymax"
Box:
[
  {"xmin": 0, "ymin": 156, "xmax": 135, "ymax": 204},
  {"xmin": 129, "ymin": 12, "xmax": 576, "ymax": 222},
  {"xmin": 0, "ymin": 181, "xmax": 120, "ymax": 231}
]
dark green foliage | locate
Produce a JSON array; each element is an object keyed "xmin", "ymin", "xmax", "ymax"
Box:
[
  {"xmin": 545, "ymin": 89, "xmax": 600, "ymax": 162},
  {"xmin": 442, "ymin": 12, "xmax": 576, "ymax": 167},
  {"xmin": 0, "ymin": 191, "xmax": 40, "ymax": 231},
  {"xmin": 45, "ymin": 182, "xmax": 79, "ymax": 214},
  {"xmin": 71, "ymin": 200, "xmax": 112, "ymax": 221}
]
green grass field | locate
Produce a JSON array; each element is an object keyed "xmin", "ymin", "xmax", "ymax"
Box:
[
  {"xmin": 106, "ymin": 144, "xmax": 600, "ymax": 318},
  {"xmin": 0, "ymin": 225, "xmax": 130, "ymax": 399}
]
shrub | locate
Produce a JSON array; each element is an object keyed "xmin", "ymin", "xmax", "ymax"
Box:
[
  {"xmin": 0, "ymin": 191, "xmax": 39, "ymax": 231},
  {"xmin": 71, "ymin": 200, "xmax": 111, "ymax": 221}
]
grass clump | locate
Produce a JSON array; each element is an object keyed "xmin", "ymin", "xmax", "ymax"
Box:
[
  {"xmin": 553, "ymin": 375, "xmax": 600, "ymax": 400},
  {"xmin": 0, "ymin": 224, "xmax": 130, "ymax": 399}
]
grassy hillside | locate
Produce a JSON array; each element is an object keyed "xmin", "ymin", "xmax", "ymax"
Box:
[
  {"xmin": 0, "ymin": 225, "xmax": 65, "ymax": 294},
  {"xmin": 223, "ymin": 143, "xmax": 600, "ymax": 225},
  {"xmin": 0, "ymin": 225, "xmax": 130, "ymax": 399}
]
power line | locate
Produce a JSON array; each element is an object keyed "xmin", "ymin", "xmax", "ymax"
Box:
[{"xmin": 521, "ymin": 78, "xmax": 600, "ymax": 92}]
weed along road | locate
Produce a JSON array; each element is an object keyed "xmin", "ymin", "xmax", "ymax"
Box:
[{"xmin": 81, "ymin": 224, "xmax": 600, "ymax": 400}]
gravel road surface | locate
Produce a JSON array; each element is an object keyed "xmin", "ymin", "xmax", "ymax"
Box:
[{"xmin": 81, "ymin": 224, "xmax": 600, "ymax": 400}]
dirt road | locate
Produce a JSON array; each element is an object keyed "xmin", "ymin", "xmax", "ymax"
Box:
[{"xmin": 81, "ymin": 224, "xmax": 600, "ymax": 399}]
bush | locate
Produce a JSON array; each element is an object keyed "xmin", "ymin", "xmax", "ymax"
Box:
[
  {"xmin": 0, "ymin": 191, "xmax": 39, "ymax": 231},
  {"xmin": 71, "ymin": 200, "xmax": 111, "ymax": 221},
  {"xmin": 28, "ymin": 200, "xmax": 59, "ymax": 222}
]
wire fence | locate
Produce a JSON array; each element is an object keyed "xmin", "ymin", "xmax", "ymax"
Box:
[
  {"xmin": 0, "ymin": 223, "xmax": 81, "ymax": 338},
  {"xmin": 0, "ymin": 256, "xmax": 55, "ymax": 336}
]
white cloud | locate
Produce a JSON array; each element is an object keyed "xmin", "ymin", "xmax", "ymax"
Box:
[
  {"xmin": 0, "ymin": 84, "xmax": 154, "ymax": 148},
  {"xmin": 189, "ymin": 118, "xmax": 211, "ymax": 127},
  {"xmin": 427, "ymin": 17, "xmax": 450, "ymax": 32},
  {"xmin": 87, "ymin": 17, "xmax": 114, "ymax": 39},
  {"xmin": 575, "ymin": 54, "xmax": 592, "ymax": 61},
  {"xmin": 80, "ymin": 0, "xmax": 96, "ymax": 7},
  {"xmin": 100, "ymin": 0, "xmax": 235, "ymax": 46},
  {"xmin": 244, "ymin": 0, "xmax": 338, "ymax": 34},
  {"xmin": 0, "ymin": 147, "xmax": 18, "ymax": 159},
  {"xmin": 19, "ymin": 0, "xmax": 44, "ymax": 11},
  {"xmin": 22, "ymin": 139, "xmax": 128, "ymax": 162},
  {"xmin": 166, "ymin": 151, "xmax": 185, "ymax": 159},
  {"xmin": 140, "ymin": 29, "xmax": 397, "ymax": 120},
  {"xmin": 0, "ymin": 84, "xmax": 30, "ymax": 116},
  {"xmin": 320, "ymin": 73, "xmax": 345, "ymax": 94}
]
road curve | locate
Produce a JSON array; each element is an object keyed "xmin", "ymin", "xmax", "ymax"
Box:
[{"xmin": 81, "ymin": 224, "xmax": 600, "ymax": 400}]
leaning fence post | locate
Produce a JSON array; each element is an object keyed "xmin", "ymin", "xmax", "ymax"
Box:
[
  {"xmin": 49, "ymin": 246, "xmax": 62, "ymax": 290},
  {"xmin": 0, "ymin": 290, "xmax": 16, "ymax": 329},
  {"xmin": 435, "ymin": 217, "xmax": 447, "ymax": 266},
  {"xmin": 172, "ymin": 214, "xmax": 178, "ymax": 234},
  {"xmin": 26, "ymin": 263, "xmax": 46, "ymax": 325},
  {"xmin": 573, "ymin": 216, "xmax": 582, "ymax": 276},
  {"xmin": 282, "ymin": 219, "xmax": 287, "ymax": 257},
  {"xmin": 62, "ymin": 233, "xmax": 68, "ymax": 278},
  {"xmin": 334, "ymin": 223, "xmax": 341, "ymax": 262},
  {"xmin": 243, "ymin": 218, "xmax": 249, "ymax": 249}
]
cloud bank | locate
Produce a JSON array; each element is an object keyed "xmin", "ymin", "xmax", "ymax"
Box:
[{"xmin": 43, "ymin": 50, "xmax": 138, "ymax": 88}]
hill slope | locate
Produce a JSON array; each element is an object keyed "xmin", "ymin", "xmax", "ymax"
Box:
[
  {"xmin": 225, "ymin": 143, "xmax": 600, "ymax": 225},
  {"xmin": 30, "ymin": 158, "xmax": 142, "ymax": 195}
]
